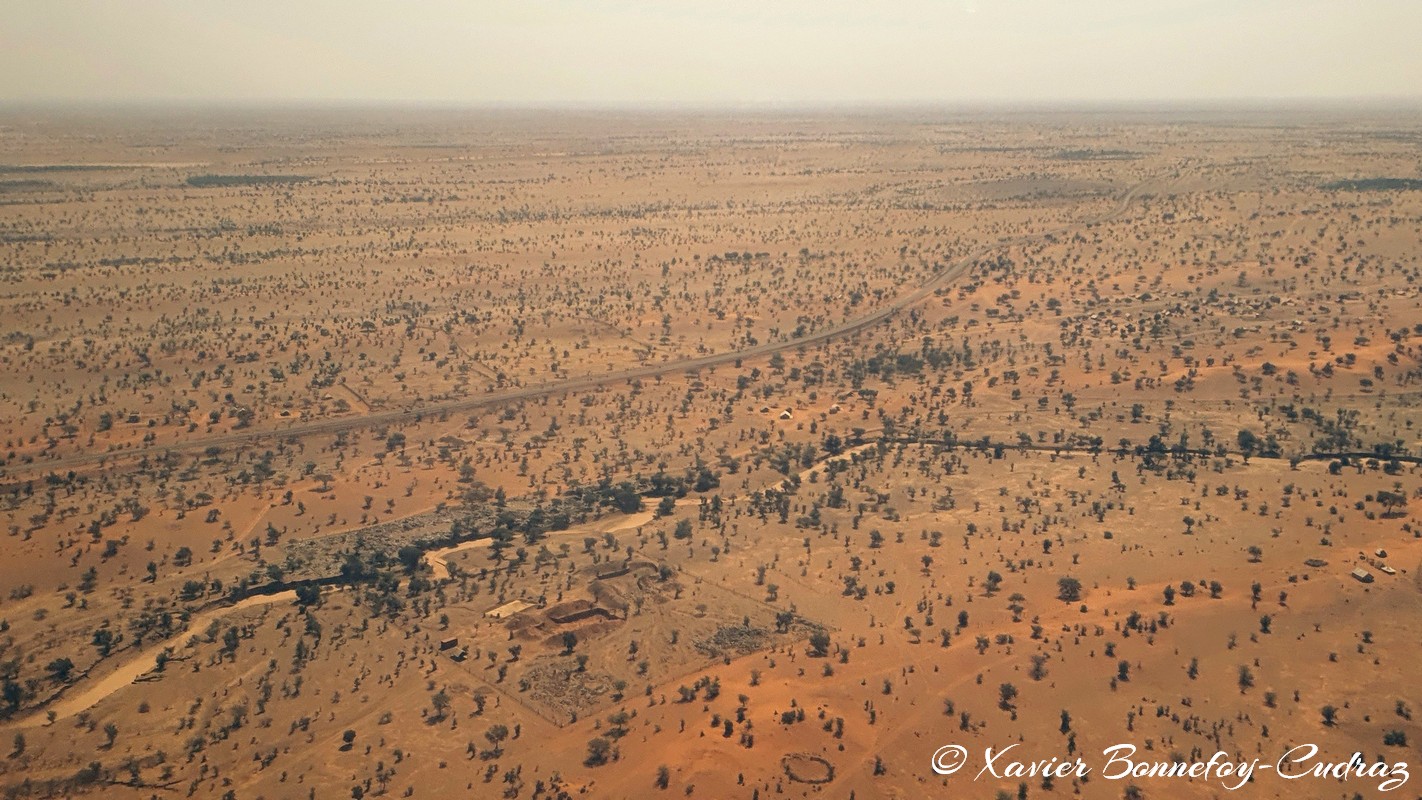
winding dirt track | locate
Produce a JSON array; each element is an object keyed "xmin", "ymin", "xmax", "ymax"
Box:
[
  {"xmin": 10, "ymin": 502, "xmax": 679, "ymax": 727},
  {"xmin": 8, "ymin": 590, "xmax": 296, "ymax": 729},
  {"xmin": 9, "ymin": 174, "xmax": 1161, "ymax": 479}
]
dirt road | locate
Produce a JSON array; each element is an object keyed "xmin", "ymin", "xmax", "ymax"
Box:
[
  {"xmin": 5, "ymin": 173, "xmax": 1162, "ymax": 479},
  {"xmin": 8, "ymin": 590, "xmax": 296, "ymax": 729}
]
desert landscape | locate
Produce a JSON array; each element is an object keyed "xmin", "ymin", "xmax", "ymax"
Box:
[{"xmin": 0, "ymin": 106, "xmax": 1419, "ymax": 800}]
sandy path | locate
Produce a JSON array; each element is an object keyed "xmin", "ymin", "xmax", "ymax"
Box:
[
  {"xmin": 426, "ymin": 538, "xmax": 492, "ymax": 580},
  {"xmin": 18, "ymin": 497, "xmax": 695, "ymax": 725},
  {"xmin": 8, "ymin": 590, "xmax": 295, "ymax": 729},
  {"xmin": 424, "ymin": 501, "xmax": 680, "ymax": 579}
]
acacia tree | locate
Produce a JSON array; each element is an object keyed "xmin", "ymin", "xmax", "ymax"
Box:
[
  {"xmin": 45, "ymin": 658, "xmax": 74, "ymax": 683},
  {"xmin": 484, "ymin": 724, "xmax": 508, "ymax": 757},
  {"xmin": 1237, "ymin": 665, "xmax": 1254, "ymax": 692},
  {"xmin": 998, "ymin": 683, "xmax": 1018, "ymax": 710},
  {"xmin": 585, "ymin": 736, "xmax": 612, "ymax": 766},
  {"xmin": 430, "ymin": 690, "xmax": 450, "ymax": 721},
  {"xmin": 1377, "ymin": 490, "xmax": 1407, "ymax": 516},
  {"xmin": 984, "ymin": 571, "xmax": 1003, "ymax": 595}
]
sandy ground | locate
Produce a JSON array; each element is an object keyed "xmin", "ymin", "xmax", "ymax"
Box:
[{"xmin": 0, "ymin": 109, "xmax": 1419, "ymax": 799}]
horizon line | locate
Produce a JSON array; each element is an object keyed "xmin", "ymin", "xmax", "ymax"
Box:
[{"xmin": 4, "ymin": 95, "xmax": 1422, "ymax": 115}]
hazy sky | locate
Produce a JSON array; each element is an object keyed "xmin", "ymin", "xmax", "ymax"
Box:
[{"xmin": 3, "ymin": 0, "xmax": 1419, "ymax": 106}]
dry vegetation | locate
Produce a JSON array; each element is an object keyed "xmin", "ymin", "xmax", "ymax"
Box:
[{"xmin": 0, "ymin": 108, "xmax": 1420, "ymax": 799}]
